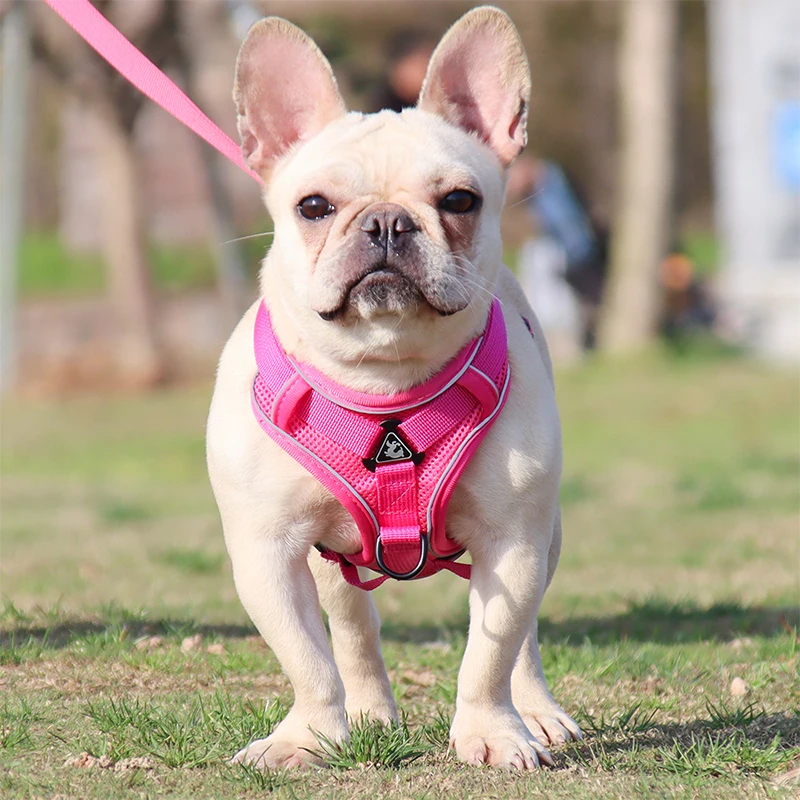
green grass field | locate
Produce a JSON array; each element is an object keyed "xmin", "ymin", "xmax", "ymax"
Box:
[{"xmin": 1, "ymin": 350, "xmax": 798, "ymax": 798}]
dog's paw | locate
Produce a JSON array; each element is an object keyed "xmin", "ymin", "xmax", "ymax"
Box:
[
  {"xmin": 449, "ymin": 707, "xmax": 553, "ymax": 770},
  {"xmin": 519, "ymin": 703, "xmax": 583, "ymax": 747},
  {"xmin": 231, "ymin": 711, "xmax": 346, "ymax": 770},
  {"xmin": 452, "ymin": 733, "xmax": 553, "ymax": 770},
  {"xmin": 231, "ymin": 734, "xmax": 323, "ymax": 770}
]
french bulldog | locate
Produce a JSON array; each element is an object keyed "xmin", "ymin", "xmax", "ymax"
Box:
[{"xmin": 207, "ymin": 5, "xmax": 582, "ymax": 771}]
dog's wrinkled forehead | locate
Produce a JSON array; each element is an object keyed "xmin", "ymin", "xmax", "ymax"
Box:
[
  {"xmin": 268, "ymin": 110, "xmax": 500, "ymax": 213},
  {"xmin": 284, "ymin": 109, "xmax": 488, "ymax": 194}
]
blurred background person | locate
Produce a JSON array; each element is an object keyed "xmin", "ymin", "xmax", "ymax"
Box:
[
  {"xmin": 369, "ymin": 29, "xmax": 435, "ymax": 113},
  {"xmin": 507, "ymin": 154, "xmax": 609, "ymax": 355},
  {"xmin": 658, "ymin": 251, "xmax": 716, "ymax": 345}
]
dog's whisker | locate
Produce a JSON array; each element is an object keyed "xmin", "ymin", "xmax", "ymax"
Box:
[
  {"xmin": 355, "ymin": 349, "xmax": 373, "ymax": 370},
  {"xmin": 458, "ymin": 273, "xmax": 492, "ymax": 296},
  {"xmin": 448, "ymin": 257, "xmax": 502, "ymax": 307},
  {"xmin": 458, "ymin": 274, "xmax": 504, "ymax": 307},
  {"xmin": 506, "ymin": 186, "xmax": 544, "ymax": 210},
  {"xmin": 221, "ymin": 231, "xmax": 275, "ymax": 245},
  {"xmin": 354, "ymin": 319, "xmax": 378, "ymax": 370}
]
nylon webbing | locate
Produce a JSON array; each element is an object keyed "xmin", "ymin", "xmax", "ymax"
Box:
[{"xmin": 42, "ymin": 0, "xmax": 262, "ymax": 184}]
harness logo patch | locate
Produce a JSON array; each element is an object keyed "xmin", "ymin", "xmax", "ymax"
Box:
[{"xmin": 375, "ymin": 431, "xmax": 414, "ymax": 464}]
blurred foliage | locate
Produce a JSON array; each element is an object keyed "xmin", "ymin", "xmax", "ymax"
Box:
[
  {"xmin": 19, "ymin": 230, "xmax": 105, "ymax": 295},
  {"xmin": 680, "ymin": 231, "xmax": 720, "ymax": 276},
  {"xmin": 17, "ymin": 228, "xmax": 274, "ymax": 296}
]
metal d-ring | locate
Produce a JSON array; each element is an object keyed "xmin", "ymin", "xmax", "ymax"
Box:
[{"xmin": 375, "ymin": 533, "xmax": 428, "ymax": 580}]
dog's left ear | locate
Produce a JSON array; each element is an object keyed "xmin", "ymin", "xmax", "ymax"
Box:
[{"xmin": 417, "ymin": 6, "xmax": 530, "ymax": 167}]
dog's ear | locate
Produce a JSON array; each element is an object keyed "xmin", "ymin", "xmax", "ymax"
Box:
[
  {"xmin": 417, "ymin": 6, "xmax": 530, "ymax": 167},
  {"xmin": 233, "ymin": 18, "xmax": 346, "ymax": 177}
]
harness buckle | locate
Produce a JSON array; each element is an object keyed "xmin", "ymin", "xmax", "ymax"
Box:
[{"xmin": 375, "ymin": 533, "xmax": 428, "ymax": 580}]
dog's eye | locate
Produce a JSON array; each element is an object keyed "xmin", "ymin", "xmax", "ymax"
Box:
[
  {"xmin": 439, "ymin": 190, "xmax": 480, "ymax": 214},
  {"xmin": 298, "ymin": 195, "xmax": 334, "ymax": 220}
]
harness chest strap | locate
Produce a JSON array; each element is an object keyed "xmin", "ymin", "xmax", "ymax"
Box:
[{"xmin": 251, "ymin": 299, "xmax": 511, "ymax": 590}]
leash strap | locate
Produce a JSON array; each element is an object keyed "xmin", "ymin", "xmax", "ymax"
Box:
[{"xmin": 42, "ymin": 0, "xmax": 262, "ymax": 184}]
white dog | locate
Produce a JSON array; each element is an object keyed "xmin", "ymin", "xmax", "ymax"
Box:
[{"xmin": 207, "ymin": 6, "xmax": 582, "ymax": 771}]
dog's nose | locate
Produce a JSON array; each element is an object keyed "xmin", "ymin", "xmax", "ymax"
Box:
[{"xmin": 360, "ymin": 204, "xmax": 418, "ymax": 251}]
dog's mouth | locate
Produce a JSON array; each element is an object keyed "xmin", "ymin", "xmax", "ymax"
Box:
[{"xmin": 316, "ymin": 266, "xmax": 464, "ymax": 321}]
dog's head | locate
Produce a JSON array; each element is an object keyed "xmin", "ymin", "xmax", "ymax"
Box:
[{"xmin": 234, "ymin": 7, "xmax": 530, "ymax": 387}]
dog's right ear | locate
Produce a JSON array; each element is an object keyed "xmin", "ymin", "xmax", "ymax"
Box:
[{"xmin": 233, "ymin": 18, "xmax": 346, "ymax": 178}]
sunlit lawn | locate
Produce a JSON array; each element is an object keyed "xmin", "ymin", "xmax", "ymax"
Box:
[{"xmin": 1, "ymin": 349, "xmax": 798, "ymax": 798}]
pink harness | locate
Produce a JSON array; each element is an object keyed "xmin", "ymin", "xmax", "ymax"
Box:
[{"xmin": 251, "ymin": 300, "xmax": 511, "ymax": 590}]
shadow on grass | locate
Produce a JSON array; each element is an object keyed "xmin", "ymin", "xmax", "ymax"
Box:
[
  {"xmin": 0, "ymin": 618, "xmax": 255, "ymax": 653},
  {"xmin": 1, "ymin": 599, "xmax": 797, "ymax": 652},
  {"xmin": 383, "ymin": 599, "xmax": 799, "ymax": 645},
  {"xmin": 556, "ymin": 711, "xmax": 800, "ymax": 776},
  {"xmin": 539, "ymin": 599, "xmax": 799, "ymax": 646}
]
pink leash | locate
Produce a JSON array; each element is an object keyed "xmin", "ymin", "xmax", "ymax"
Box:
[{"xmin": 42, "ymin": 0, "xmax": 262, "ymax": 185}]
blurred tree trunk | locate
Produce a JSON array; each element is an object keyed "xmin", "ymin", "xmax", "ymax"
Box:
[
  {"xmin": 177, "ymin": 1, "xmax": 249, "ymax": 327},
  {"xmin": 31, "ymin": 0, "xmax": 178, "ymax": 387},
  {"xmin": 598, "ymin": 0, "xmax": 678, "ymax": 353},
  {"xmin": 95, "ymin": 108, "xmax": 163, "ymax": 387}
]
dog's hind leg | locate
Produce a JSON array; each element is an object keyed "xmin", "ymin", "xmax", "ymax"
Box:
[
  {"xmin": 309, "ymin": 553, "xmax": 398, "ymax": 726},
  {"xmin": 511, "ymin": 508, "xmax": 583, "ymax": 746}
]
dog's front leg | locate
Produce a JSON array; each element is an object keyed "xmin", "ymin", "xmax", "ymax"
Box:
[
  {"xmin": 228, "ymin": 535, "xmax": 348, "ymax": 769},
  {"xmin": 450, "ymin": 538, "xmax": 554, "ymax": 770}
]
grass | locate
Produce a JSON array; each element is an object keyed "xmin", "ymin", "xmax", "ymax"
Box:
[
  {"xmin": 681, "ymin": 230, "xmax": 721, "ymax": 275},
  {"xmin": 1, "ymin": 349, "xmax": 798, "ymax": 798},
  {"xmin": 82, "ymin": 693, "xmax": 286, "ymax": 767},
  {"xmin": 313, "ymin": 715, "xmax": 429, "ymax": 769}
]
